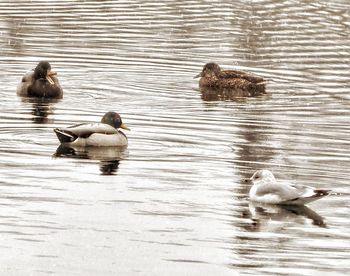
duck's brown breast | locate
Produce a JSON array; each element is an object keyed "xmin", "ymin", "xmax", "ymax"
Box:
[{"xmin": 27, "ymin": 77, "xmax": 63, "ymax": 98}]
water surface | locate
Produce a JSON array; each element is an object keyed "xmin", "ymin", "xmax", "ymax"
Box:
[{"xmin": 0, "ymin": 0, "xmax": 350, "ymax": 275}]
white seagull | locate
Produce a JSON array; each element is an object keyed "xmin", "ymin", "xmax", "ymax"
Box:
[{"xmin": 248, "ymin": 169, "xmax": 330, "ymax": 205}]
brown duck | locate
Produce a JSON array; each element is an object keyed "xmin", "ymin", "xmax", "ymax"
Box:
[
  {"xmin": 195, "ymin": 62, "xmax": 266, "ymax": 96},
  {"xmin": 17, "ymin": 61, "xmax": 63, "ymax": 98}
]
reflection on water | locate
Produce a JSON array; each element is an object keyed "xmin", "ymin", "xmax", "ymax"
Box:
[
  {"xmin": 54, "ymin": 144, "xmax": 128, "ymax": 161},
  {"xmin": 248, "ymin": 201, "xmax": 326, "ymax": 228},
  {"xmin": 54, "ymin": 145, "xmax": 128, "ymax": 175},
  {"xmin": 0, "ymin": 0, "xmax": 350, "ymax": 275},
  {"xmin": 99, "ymin": 160, "xmax": 121, "ymax": 175},
  {"xmin": 20, "ymin": 97, "xmax": 60, "ymax": 124},
  {"xmin": 199, "ymin": 86, "xmax": 270, "ymax": 101}
]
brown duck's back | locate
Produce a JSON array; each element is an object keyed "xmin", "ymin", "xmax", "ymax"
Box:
[
  {"xmin": 220, "ymin": 70, "xmax": 265, "ymax": 84},
  {"xmin": 16, "ymin": 71, "xmax": 34, "ymax": 96},
  {"xmin": 218, "ymin": 77, "xmax": 265, "ymax": 94},
  {"xmin": 199, "ymin": 75, "xmax": 266, "ymax": 95}
]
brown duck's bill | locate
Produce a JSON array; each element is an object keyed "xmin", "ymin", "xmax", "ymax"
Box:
[
  {"xmin": 120, "ymin": 123, "xmax": 130, "ymax": 130},
  {"xmin": 46, "ymin": 70, "xmax": 57, "ymax": 85},
  {"xmin": 46, "ymin": 75, "xmax": 55, "ymax": 85},
  {"xmin": 48, "ymin": 70, "xmax": 57, "ymax": 76}
]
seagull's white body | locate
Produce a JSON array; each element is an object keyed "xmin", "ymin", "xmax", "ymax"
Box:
[{"xmin": 248, "ymin": 170, "xmax": 330, "ymax": 205}]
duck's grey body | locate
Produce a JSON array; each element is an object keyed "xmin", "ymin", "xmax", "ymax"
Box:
[
  {"xmin": 54, "ymin": 112, "xmax": 129, "ymax": 147},
  {"xmin": 54, "ymin": 123, "xmax": 127, "ymax": 147}
]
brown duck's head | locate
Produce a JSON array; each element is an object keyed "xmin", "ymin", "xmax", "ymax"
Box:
[
  {"xmin": 194, "ymin": 62, "xmax": 222, "ymax": 79},
  {"xmin": 33, "ymin": 61, "xmax": 57, "ymax": 85}
]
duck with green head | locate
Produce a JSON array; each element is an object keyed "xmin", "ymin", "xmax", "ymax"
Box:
[
  {"xmin": 17, "ymin": 61, "xmax": 63, "ymax": 98},
  {"xmin": 54, "ymin": 112, "xmax": 130, "ymax": 147},
  {"xmin": 195, "ymin": 62, "xmax": 266, "ymax": 96}
]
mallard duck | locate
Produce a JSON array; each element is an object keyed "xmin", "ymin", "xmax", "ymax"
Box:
[
  {"xmin": 54, "ymin": 112, "xmax": 130, "ymax": 147},
  {"xmin": 195, "ymin": 62, "xmax": 266, "ymax": 96},
  {"xmin": 17, "ymin": 61, "xmax": 63, "ymax": 98},
  {"xmin": 248, "ymin": 169, "xmax": 330, "ymax": 205}
]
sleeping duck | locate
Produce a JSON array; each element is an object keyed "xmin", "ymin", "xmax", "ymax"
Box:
[
  {"xmin": 17, "ymin": 61, "xmax": 63, "ymax": 98},
  {"xmin": 54, "ymin": 112, "xmax": 130, "ymax": 147},
  {"xmin": 195, "ymin": 62, "xmax": 266, "ymax": 96}
]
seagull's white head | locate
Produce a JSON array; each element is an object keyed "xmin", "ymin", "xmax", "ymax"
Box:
[{"xmin": 250, "ymin": 169, "xmax": 276, "ymax": 185}]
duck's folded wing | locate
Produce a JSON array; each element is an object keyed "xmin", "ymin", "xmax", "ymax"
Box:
[
  {"xmin": 54, "ymin": 123, "xmax": 118, "ymax": 143},
  {"xmin": 51, "ymin": 75, "xmax": 61, "ymax": 86},
  {"xmin": 219, "ymin": 78, "xmax": 265, "ymax": 91},
  {"xmin": 21, "ymin": 71, "xmax": 34, "ymax": 83},
  {"xmin": 66, "ymin": 123, "xmax": 118, "ymax": 136},
  {"xmin": 221, "ymin": 70, "xmax": 265, "ymax": 84}
]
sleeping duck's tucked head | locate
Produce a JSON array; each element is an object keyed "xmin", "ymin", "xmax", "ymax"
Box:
[
  {"xmin": 101, "ymin": 112, "xmax": 130, "ymax": 130},
  {"xmin": 195, "ymin": 62, "xmax": 222, "ymax": 78},
  {"xmin": 33, "ymin": 61, "xmax": 57, "ymax": 85},
  {"xmin": 250, "ymin": 169, "xmax": 276, "ymax": 185}
]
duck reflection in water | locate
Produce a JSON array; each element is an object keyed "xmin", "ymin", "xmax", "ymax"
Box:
[
  {"xmin": 21, "ymin": 97, "xmax": 60, "ymax": 124},
  {"xmin": 195, "ymin": 62, "xmax": 267, "ymax": 101},
  {"xmin": 54, "ymin": 145, "xmax": 128, "ymax": 175}
]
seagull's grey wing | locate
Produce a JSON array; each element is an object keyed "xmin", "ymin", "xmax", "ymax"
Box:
[
  {"xmin": 281, "ymin": 184, "xmax": 330, "ymax": 205},
  {"xmin": 255, "ymin": 182, "xmax": 300, "ymax": 201}
]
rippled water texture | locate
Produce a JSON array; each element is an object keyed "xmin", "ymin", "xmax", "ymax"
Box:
[{"xmin": 1, "ymin": 0, "xmax": 350, "ymax": 275}]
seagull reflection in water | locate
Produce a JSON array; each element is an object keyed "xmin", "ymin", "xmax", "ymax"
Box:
[{"xmin": 247, "ymin": 201, "xmax": 326, "ymax": 229}]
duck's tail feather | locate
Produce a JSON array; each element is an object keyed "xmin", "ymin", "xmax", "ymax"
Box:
[{"xmin": 54, "ymin": 128, "xmax": 76, "ymax": 143}]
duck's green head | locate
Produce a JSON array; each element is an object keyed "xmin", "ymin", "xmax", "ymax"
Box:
[
  {"xmin": 194, "ymin": 62, "xmax": 221, "ymax": 78},
  {"xmin": 101, "ymin": 111, "xmax": 130, "ymax": 130},
  {"xmin": 33, "ymin": 61, "xmax": 57, "ymax": 85}
]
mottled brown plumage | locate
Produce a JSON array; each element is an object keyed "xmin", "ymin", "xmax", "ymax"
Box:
[
  {"xmin": 17, "ymin": 61, "xmax": 63, "ymax": 98},
  {"xmin": 195, "ymin": 62, "xmax": 266, "ymax": 96}
]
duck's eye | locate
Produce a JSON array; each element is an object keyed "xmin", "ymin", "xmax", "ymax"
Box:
[{"xmin": 254, "ymin": 175, "xmax": 260, "ymax": 179}]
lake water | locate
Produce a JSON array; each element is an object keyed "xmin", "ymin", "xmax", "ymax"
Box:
[{"xmin": 0, "ymin": 0, "xmax": 350, "ymax": 275}]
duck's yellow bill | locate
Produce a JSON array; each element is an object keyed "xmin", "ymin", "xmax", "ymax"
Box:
[
  {"xmin": 46, "ymin": 75, "xmax": 55, "ymax": 85},
  {"xmin": 48, "ymin": 70, "xmax": 57, "ymax": 76},
  {"xmin": 46, "ymin": 70, "xmax": 56, "ymax": 85},
  {"xmin": 120, "ymin": 123, "xmax": 130, "ymax": 130}
]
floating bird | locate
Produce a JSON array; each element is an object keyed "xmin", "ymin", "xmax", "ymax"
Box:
[
  {"xmin": 248, "ymin": 169, "xmax": 330, "ymax": 205},
  {"xmin": 17, "ymin": 61, "xmax": 63, "ymax": 98},
  {"xmin": 54, "ymin": 112, "xmax": 129, "ymax": 147},
  {"xmin": 195, "ymin": 62, "xmax": 266, "ymax": 96}
]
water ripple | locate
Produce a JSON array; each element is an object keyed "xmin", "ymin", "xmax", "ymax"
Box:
[{"xmin": 0, "ymin": 0, "xmax": 350, "ymax": 275}]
